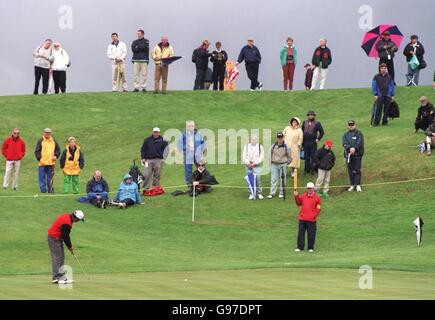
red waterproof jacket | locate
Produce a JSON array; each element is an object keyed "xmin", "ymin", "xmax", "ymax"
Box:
[
  {"xmin": 294, "ymin": 192, "xmax": 321, "ymax": 222},
  {"xmin": 2, "ymin": 136, "xmax": 26, "ymax": 160}
]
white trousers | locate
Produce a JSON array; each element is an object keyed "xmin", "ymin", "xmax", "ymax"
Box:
[
  {"xmin": 112, "ymin": 63, "xmax": 127, "ymax": 91},
  {"xmin": 133, "ymin": 62, "xmax": 148, "ymax": 90},
  {"xmin": 3, "ymin": 160, "xmax": 21, "ymax": 189},
  {"xmin": 311, "ymin": 67, "xmax": 328, "ymax": 90}
]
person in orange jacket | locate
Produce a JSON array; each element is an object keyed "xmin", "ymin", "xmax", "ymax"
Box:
[{"xmin": 294, "ymin": 182, "xmax": 321, "ymax": 252}]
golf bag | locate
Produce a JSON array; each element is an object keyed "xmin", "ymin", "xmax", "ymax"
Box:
[
  {"xmin": 388, "ymin": 101, "xmax": 400, "ymax": 119},
  {"xmin": 129, "ymin": 160, "xmax": 144, "ymax": 192}
]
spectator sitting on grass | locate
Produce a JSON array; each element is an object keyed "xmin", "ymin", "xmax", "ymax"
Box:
[
  {"xmin": 110, "ymin": 173, "xmax": 141, "ymax": 208},
  {"xmin": 79, "ymin": 170, "xmax": 109, "ymax": 209}
]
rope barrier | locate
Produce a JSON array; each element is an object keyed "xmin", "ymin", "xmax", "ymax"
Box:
[{"xmin": 0, "ymin": 176, "xmax": 433, "ymax": 199}]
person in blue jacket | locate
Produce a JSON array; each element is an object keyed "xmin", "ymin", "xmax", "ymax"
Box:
[
  {"xmin": 236, "ymin": 37, "xmax": 262, "ymax": 91},
  {"xmin": 177, "ymin": 120, "xmax": 206, "ymax": 187},
  {"xmin": 372, "ymin": 63, "xmax": 395, "ymax": 127},
  {"xmin": 111, "ymin": 173, "xmax": 141, "ymax": 209}
]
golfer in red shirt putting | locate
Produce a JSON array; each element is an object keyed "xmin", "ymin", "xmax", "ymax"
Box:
[
  {"xmin": 47, "ymin": 210, "xmax": 84, "ymax": 284},
  {"xmin": 294, "ymin": 182, "xmax": 321, "ymax": 253}
]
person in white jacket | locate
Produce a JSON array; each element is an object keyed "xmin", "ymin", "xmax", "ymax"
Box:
[
  {"xmin": 242, "ymin": 135, "xmax": 265, "ymax": 199},
  {"xmin": 33, "ymin": 39, "xmax": 54, "ymax": 95},
  {"xmin": 107, "ymin": 33, "xmax": 128, "ymax": 92},
  {"xmin": 51, "ymin": 43, "xmax": 70, "ymax": 94}
]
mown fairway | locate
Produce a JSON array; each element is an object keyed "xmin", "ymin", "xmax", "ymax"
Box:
[{"xmin": 0, "ymin": 87, "xmax": 434, "ymax": 299}]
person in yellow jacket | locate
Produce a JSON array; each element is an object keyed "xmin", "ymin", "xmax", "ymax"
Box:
[
  {"xmin": 59, "ymin": 137, "xmax": 84, "ymax": 194},
  {"xmin": 282, "ymin": 117, "xmax": 303, "ymax": 177},
  {"xmin": 34, "ymin": 128, "xmax": 61, "ymax": 193},
  {"xmin": 152, "ymin": 35, "xmax": 174, "ymax": 94}
]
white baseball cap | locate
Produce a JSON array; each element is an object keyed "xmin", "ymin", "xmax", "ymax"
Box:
[
  {"xmin": 152, "ymin": 127, "xmax": 160, "ymax": 132},
  {"xmin": 73, "ymin": 210, "xmax": 85, "ymax": 222},
  {"xmin": 306, "ymin": 182, "xmax": 315, "ymax": 189}
]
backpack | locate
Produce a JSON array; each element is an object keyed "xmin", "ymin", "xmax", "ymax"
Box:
[
  {"xmin": 143, "ymin": 185, "xmax": 165, "ymax": 196},
  {"xmin": 192, "ymin": 48, "xmax": 199, "ymax": 63},
  {"xmin": 129, "ymin": 160, "xmax": 144, "ymax": 191},
  {"xmin": 388, "ymin": 101, "xmax": 400, "ymax": 119}
]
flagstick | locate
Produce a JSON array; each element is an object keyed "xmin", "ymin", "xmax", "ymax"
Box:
[{"xmin": 192, "ymin": 186, "xmax": 196, "ymax": 223}]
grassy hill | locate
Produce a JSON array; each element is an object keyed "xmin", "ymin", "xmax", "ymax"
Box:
[{"xmin": 0, "ymin": 87, "xmax": 434, "ymax": 299}]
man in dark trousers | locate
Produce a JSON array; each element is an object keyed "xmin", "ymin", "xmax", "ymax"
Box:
[
  {"xmin": 141, "ymin": 127, "xmax": 169, "ymax": 189},
  {"xmin": 236, "ymin": 37, "xmax": 263, "ymax": 91},
  {"xmin": 294, "ymin": 182, "xmax": 321, "ymax": 253},
  {"xmin": 302, "ymin": 110, "xmax": 324, "ymax": 174},
  {"xmin": 343, "ymin": 120, "xmax": 364, "ymax": 192},
  {"xmin": 131, "ymin": 29, "xmax": 150, "ymax": 92},
  {"xmin": 193, "ymin": 40, "xmax": 212, "ymax": 90},
  {"xmin": 48, "ymin": 210, "xmax": 84, "ymax": 284},
  {"xmin": 376, "ymin": 31, "xmax": 398, "ymax": 82},
  {"xmin": 415, "ymin": 96, "xmax": 434, "ymax": 133},
  {"xmin": 210, "ymin": 42, "xmax": 228, "ymax": 91},
  {"xmin": 372, "ymin": 63, "xmax": 395, "ymax": 126}
]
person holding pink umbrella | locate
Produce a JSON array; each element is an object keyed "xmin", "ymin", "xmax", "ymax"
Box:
[{"xmin": 376, "ymin": 31, "xmax": 398, "ymax": 81}]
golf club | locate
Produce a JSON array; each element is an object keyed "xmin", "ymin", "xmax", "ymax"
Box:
[{"xmin": 72, "ymin": 252, "xmax": 91, "ymax": 280}]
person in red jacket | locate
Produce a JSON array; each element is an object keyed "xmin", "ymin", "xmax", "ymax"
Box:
[
  {"xmin": 47, "ymin": 210, "xmax": 84, "ymax": 284},
  {"xmin": 2, "ymin": 128, "xmax": 26, "ymax": 191},
  {"xmin": 294, "ymin": 182, "xmax": 321, "ymax": 252}
]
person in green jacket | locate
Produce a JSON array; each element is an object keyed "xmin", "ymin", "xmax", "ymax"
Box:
[{"xmin": 280, "ymin": 37, "xmax": 298, "ymax": 91}]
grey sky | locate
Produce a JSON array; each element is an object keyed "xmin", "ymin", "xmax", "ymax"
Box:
[{"xmin": 0, "ymin": 0, "xmax": 434, "ymax": 95}]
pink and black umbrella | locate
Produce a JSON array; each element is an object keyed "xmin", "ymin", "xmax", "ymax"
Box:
[{"xmin": 361, "ymin": 25, "xmax": 404, "ymax": 58}]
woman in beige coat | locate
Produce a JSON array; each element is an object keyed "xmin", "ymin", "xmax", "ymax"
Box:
[{"xmin": 282, "ymin": 117, "xmax": 303, "ymax": 177}]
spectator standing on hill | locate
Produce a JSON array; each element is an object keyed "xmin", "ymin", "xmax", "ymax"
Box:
[{"xmin": 2, "ymin": 128, "xmax": 26, "ymax": 191}]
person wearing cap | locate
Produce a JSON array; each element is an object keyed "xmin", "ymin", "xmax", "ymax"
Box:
[
  {"xmin": 193, "ymin": 40, "xmax": 212, "ymax": 90},
  {"xmin": 47, "ymin": 210, "xmax": 84, "ymax": 284},
  {"xmin": 315, "ymin": 140, "xmax": 335, "ymax": 197},
  {"xmin": 51, "ymin": 42, "xmax": 70, "ymax": 94},
  {"xmin": 343, "ymin": 120, "xmax": 364, "ymax": 192},
  {"xmin": 34, "ymin": 128, "xmax": 61, "ymax": 193},
  {"xmin": 177, "ymin": 121, "xmax": 206, "ymax": 187},
  {"xmin": 282, "ymin": 117, "xmax": 303, "ymax": 177},
  {"xmin": 107, "ymin": 32, "xmax": 128, "ymax": 92},
  {"xmin": 268, "ymin": 132, "xmax": 292, "ymax": 199},
  {"xmin": 2, "ymin": 128, "xmax": 26, "ymax": 191},
  {"xmin": 403, "ymin": 35, "xmax": 425, "ymax": 86},
  {"xmin": 415, "ymin": 96, "xmax": 434, "ymax": 133},
  {"xmin": 189, "ymin": 160, "xmax": 215, "ymax": 196},
  {"xmin": 304, "ymin": 63, "xmax": 314, "ymax": 90},
  {"xmin": 111, "ymin": 173, "xmax": 141, "ymax": 208},
  {"xmin": 141, "ymin": 127, "xmax": 169, "ymax": 190},
  {"xmin": 33, "ymin": 38, "xmax": 54, "ymax": 95},
  {"xmin": 59, "ymin": 137, "xmax": 84, "ymax": 194},
  {"xmin": 310, "ymin": 38, "xmax": 332, "ymax": 90},
  {"xmin": 236, "ymin": 38, "xmax": 263, "ymax": 91},
  {"xmin": 280, "ymin": 37, "xmax": 298, "ymax": 91},
  {"xmin": 376, "ymin": 31, "xmax": 398, "ymax": 81},
  {"xmin": 294, "ymin": 182, "xmax": 321, "ymax": 253},
  {"xmin": 372, "ymin": 63, "xmax": 395, "ymax": 126},
  {"xmin": 301, "ymin": 111, "xmax": 324, "ymax": 174}
]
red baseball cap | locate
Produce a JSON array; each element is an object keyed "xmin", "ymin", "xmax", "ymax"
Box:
[{"xmin": 325, "ymin": 140, "xmax": 333, "ymax": 147}]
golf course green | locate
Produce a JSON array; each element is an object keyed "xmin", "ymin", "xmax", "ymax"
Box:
[{"xmin": 0, "ymin": 87, "xmax": 434, "ymax": 299}]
